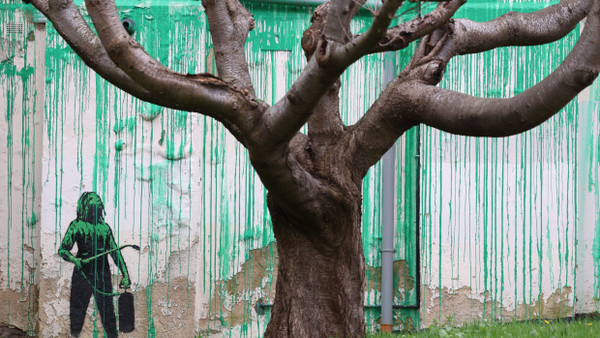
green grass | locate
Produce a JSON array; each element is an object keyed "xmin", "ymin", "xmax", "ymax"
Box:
[{"xmin": 369, "ymin": 315, "xmax": 600, "ymax": 337}]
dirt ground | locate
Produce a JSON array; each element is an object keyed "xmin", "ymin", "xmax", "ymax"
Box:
[{"xmin": 0, "ymin": 325, "xmax": 28, "ymax": 338}]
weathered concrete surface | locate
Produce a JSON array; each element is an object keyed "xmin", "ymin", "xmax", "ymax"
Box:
[
  {"xmin": 37, "ymin": 277, "xmax": 196, "ymax": 337},
  {"xmin": 1, "ymin": 2, "xmax": 600, "ymax": 337},
  {"xmin": 0, "ymin": 289, "xmax": 38, "ymax": 336},
  {"xmin": 366, "ymin": 260, "xmax": 414, "ymax": 295},
  {"xmin": 197, "ymin": 242, "xmax": 278, "ymax": 336},
  {"xmin": 0, "ymin": 324, "xmax": 28, "ymax": 337},
  {"xmin": 421, "ymin": 286, "xmax": 574, "ymax": 327}
]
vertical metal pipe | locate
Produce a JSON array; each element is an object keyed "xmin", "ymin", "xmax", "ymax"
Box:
[
  {"xmin": 380, "ymin": 54, "xmax": 396, "ymax": 333},
  {"xmin": 381, "ymin": 147, "xmax": 396, "ymax": 333}
]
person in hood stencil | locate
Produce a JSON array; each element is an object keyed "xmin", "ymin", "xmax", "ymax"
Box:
[{"xmin": 59, "ymin": 192, "xmax": 130, "ymax": 338}]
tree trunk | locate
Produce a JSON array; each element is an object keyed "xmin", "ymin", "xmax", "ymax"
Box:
[{"xmin": 264, "ymin": 193, "xmax": 366, "ymax": 337}]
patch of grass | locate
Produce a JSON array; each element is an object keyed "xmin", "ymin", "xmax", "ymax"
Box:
[{"xmin": 369, "ymin": 314, "xmax": 600, "ymax": 337}]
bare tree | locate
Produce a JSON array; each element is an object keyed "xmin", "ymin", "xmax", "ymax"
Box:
[{"xmin": 27, "ymin": 0, "xmax": 600, "ymax": 336}]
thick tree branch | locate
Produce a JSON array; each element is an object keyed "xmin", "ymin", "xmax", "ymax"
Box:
[
  {"xmin": 323, "ymin": 0, "xmax": 365, "ymax": 44},
  {"xmin": 307, "ymin": 80, "xmax": 345, "ymax": 141},
  {"xmin": 438, "ymin": 0, "xmax": 592, "ymax": 61},
  {"xmin": 202, "ymin": 0, "xmax": 257, "ymax": 98},
  {"xmin": 348, "ymin": 0, "xmax": 597, "ymax": 176},
  {"xmin": 368, "ymin": 0, "xmax": 465, "ymax": 53},
  {"xmin": 298, "ymin": 4, "xmax": 344, "ymax": 142},
  {"xmin": 29, "ymin": 0, "xmax": 49, "ymax": 16},
  {"xmin": 255, "ymin": 0, "xmax": 406, "ymax": 148},
  {"xmin": 414, "ymin": 0, "xmax": 600, "ymax": 136},
  {"xmin": 84, "ymin": 0, "xmax": 256, "ymax": 135},
  {"xmin": 32, "ymin": 0, "xmax": 152, "ymax": 102},
  {"xmin": 347, "ymin": 78, "xmax": 417, "ymax": 178},
  {"xmin": 31, "ymin": 0, "xmax": 249, "ymax": 144}
]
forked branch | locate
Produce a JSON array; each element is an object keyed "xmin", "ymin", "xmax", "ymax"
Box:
[
  {"xmin": 437, "ymin": 0, "xmax": 592, "ymax": 62},
  {"xmin": 328, "ymin": 0, "xmax": 407, "ymax": 71},
  {"xmin": 349, "ymin": 0, "xmax": 597, "ymax": 176},
  {"xmin": 84, "ymin": 0, "xmax": 256, "ymax": 136},
  {"xmin": 415, "ymin": 0, "xmax": 600, "ymax": 136},
  {"xmin": 203, "ymin": 0, "xmax": 257, "ymax": 98},
  {"xmin": 257, "ymin": 0, "xmax": 406, "ymax": 148},
  {"xmin": 367, "ymin": 0, "xmax": 464, "ymax": 54},
  {"xmin": 30, "ymin": 0, "xmax": 251, "ymax": 144},
  {"xmin": 32, "ymin": 0, "xmax": 153, "ymax": 103}
]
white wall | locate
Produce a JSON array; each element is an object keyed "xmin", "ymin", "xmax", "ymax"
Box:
[{"xmin": 1, "ymin": 2, "xmax": 599, "ymax": 337}]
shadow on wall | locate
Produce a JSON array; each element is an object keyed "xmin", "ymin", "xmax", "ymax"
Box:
[{"xmin": 58, "ymin": 192, "xmax": 138, "ymax": 337}]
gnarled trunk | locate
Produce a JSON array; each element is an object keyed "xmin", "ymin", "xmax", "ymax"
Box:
[{"xmin": 264, "ymin": 191, "xmax": 366, "ymax": 337}]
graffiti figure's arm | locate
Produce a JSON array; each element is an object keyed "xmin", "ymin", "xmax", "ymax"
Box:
[
  {"xmin": 58, "ymin": 222, "xmax": 83, "ymax": 271},
  {"xmin": 107, "ymin": 227, "xmax": 131, "ymax": 288}
]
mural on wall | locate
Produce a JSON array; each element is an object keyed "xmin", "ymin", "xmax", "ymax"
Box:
[
  {"xmin": 58, "ymin": 192, "xmax": 138, "ymax": 337},
  {"xmin": 39, "ymin": 2, "xmax": 205, "ymax": 335},
  {"xmin": 1, "ymin": 1, "xmax": 599, "ymax": 336}
]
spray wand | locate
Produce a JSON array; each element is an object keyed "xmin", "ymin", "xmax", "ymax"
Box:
[
  {"xmin": 81, "ymin": 244, "xmax": 140, "ymax": 264},
  {"xmin": 74, "ymin": 244, "xmax": 139, "ymax": 332},
  {"xmin": 76, "ymin": 244, "xmax": 140, "ymax": 296}
]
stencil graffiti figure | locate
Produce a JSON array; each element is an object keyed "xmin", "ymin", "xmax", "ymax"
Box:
[{"xmin": 58, "ymin": 192, "xmax": 131, "ymax": 337}]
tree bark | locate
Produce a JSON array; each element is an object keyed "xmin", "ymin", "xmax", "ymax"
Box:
[{"xmin": 264, "ymin": 190, "xmax": 365, "ymax": 337}]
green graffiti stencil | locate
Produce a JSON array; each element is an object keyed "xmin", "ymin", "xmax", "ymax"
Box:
[
  {"xmin": 42, "ymin": 1, "xmax": 205, "ymax": 335},
  {"xmin": 58, "ymin": 192, "xmax": 135, "ymax": 337}
]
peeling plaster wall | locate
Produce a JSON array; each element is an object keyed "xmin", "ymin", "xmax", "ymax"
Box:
[
  {"xmin": 0, "ymin": 6, "xmax": 44, "ymax": 336},
  {"xmin": 417, "ymin": 1, "xmax": 599, "ymax": 327},
  {"xmin": 575, "ymin": 63, "xmax": 600, "ymax": 315},
  {"xmin": 1, "ymin": 0, "xmax": 600, "ymax": 337}
]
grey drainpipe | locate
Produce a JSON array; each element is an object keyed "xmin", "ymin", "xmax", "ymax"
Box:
[
  {"xmin": 379, "ymin": 54, "xmax": 396, "ymax": 333},
  {"xmin": 380, "ymin": 154, "xmax": 394, "ymax": 333}
]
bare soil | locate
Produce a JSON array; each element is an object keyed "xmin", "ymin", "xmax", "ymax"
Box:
[{"xmin": 0, "ymin": 325, "xmax": 28, "ymax": 338}]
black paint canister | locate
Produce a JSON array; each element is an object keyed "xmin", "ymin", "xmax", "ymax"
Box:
[{"xmin": 118, "ymin": 292, "xmax": 135, "ymax": 333}]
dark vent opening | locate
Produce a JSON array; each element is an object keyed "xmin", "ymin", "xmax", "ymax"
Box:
[{"xmin": 7, "ymin": 23, "xmax": 24, "ymax": 35}]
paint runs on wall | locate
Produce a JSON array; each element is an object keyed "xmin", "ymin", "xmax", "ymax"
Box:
[
  {"xmin": 0, "ymin": 5, "xmax": 43, "ymax": 336},
  {"xmin": 1, "ymin": 1, "xmax": 599, "ymax": 337},
  {"xmin": 419, "ymin": 0, "xmax": 590, "ymax": 326}
]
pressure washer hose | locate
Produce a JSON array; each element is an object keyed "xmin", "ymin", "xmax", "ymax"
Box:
[{"xmin": 75, "ymin": 244, "xmax": 140, "ymax": 296}]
